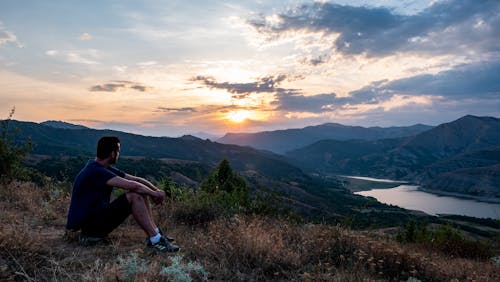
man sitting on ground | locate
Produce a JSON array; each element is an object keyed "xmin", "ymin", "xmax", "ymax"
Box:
[{"xmin": 66, "ymin": 136, "xmax": 179, "ymax": 253}]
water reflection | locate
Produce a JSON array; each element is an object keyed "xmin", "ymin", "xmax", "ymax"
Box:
[{"xmin": 355, "ymin": 185, "xmax": 500, "ymax": 219}]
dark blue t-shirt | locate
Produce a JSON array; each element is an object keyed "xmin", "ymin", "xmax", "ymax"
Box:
[{"xmin": 66, "ymin": 160, "xmax": 126, "ymax": 230}]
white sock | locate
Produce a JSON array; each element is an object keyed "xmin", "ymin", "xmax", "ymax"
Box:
[
  {"xmin": 155, "ymin": 227, "xmax": 160, "ymax": 234},
  {"xmin": 150, "ymin": 233, "xmax": 161, "ymax": 244}
]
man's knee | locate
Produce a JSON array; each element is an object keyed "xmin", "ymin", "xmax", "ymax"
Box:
[{"xmin": 126, "ymin": 191, "xmax": 147, "ymax": 204}]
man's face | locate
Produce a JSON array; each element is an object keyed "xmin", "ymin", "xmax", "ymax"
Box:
[{"xmin": 111, "ymin": 143, "xmax": 120, "ymax": 164}]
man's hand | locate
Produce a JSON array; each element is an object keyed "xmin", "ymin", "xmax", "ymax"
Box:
[{"xmin": 152, "ymin": 190, "xmax": 166, "ymax": 205}]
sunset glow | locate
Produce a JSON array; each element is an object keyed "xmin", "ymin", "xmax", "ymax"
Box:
[
  {"xmin": 0, "ymin": 1, "xmax": 498, "ymax": 137},
  {"xmin": 227, "ymin": 110, "xmax": 251, "ymax": 123}
]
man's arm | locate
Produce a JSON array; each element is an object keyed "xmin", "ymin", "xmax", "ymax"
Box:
[
  {"xmin": 124, "ymin": 174, "xmax": 159, "ymax": 191},
  {"xmin": 107, "ymin": 176, "xmax": 166, "ymax": 203}
]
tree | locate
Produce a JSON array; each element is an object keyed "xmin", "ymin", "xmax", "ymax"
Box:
[
  {"xmin": 200, "ymin": 159, "xmax": 250, "ymax": 207},
  {"xmin": 0, "ymin": 107, "xmax": 32, "ymax": 183}
]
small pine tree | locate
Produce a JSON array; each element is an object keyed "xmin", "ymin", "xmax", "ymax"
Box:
[
  {"xmin": 200, "ymin": 159, "xmax": 250, "ymax": 208},
  {"xmin": 404, "ymin": 219, "xmax": 417, "ymax": 243}
]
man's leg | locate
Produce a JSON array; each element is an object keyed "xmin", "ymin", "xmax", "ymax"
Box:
[
  {"xmin": 144, "ymin": 196, "xmax": 159, "ymax": 231},
  {"xmin": 127, "ymin": 192, "xmax": 180, "ymax": 252},
  {"xmin": 126, "ymin": 192, "xmax": 157, "ymax": 237},
  {"xmin": 80, "ymin": 194, "xmax": 132, "ymax": 240}
]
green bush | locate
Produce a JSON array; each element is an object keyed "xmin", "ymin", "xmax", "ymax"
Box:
[
  {"xmin": 396, "ymin": 219, "xmax": 431, "ymax": 243},
  {"xmin": 0, "ymin": 108, "xmax": 32, "ymax": 183},
  {"xmin": 165, "ymin": 159, "xmax": 300, "ymax": 225},
  {"xmin": 396, "ymin": 220, "xmax": 493, "ymax": 259}
]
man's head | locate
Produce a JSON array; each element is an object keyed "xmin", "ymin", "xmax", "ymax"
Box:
[{"xmin": 96, "ymin": 136, "xmax": 120, "ymax": 163}]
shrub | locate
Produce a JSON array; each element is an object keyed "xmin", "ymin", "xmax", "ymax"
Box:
[
  {"xmin": 0, "ymin": 108, "xmax": 32, "ymax": 183},
  {"xmin": 166, "ymin": 160, "xmax": 252, "ymax": 225},
  {"xmin": 396, "ymin": 220, "xmax": 493, "ymax": 259},
  {"xmin": 160, "ymin": 255, "xmax": 208, "ymax": 281}
]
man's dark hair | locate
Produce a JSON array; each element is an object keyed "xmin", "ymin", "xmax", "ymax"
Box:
[{"xmin": 96, "ymin": 136, "xmax": 120, "ymax": 159}]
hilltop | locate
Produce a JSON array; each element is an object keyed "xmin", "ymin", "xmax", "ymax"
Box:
[
  {"xmin": 1, "ymin": 115, "xmax": 499, "ymax": 280},
  {"xmin": 1, "ymin": 181, "xmax": 498, "ymax": 281}
]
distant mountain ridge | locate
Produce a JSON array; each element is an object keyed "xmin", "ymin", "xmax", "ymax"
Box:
[
  {"xmin": 7, "ymin": 120, "xmax": 305, "ymax": 181},
  {"xmin": 218, "ymin": 123, "xmax": 433, "ymax": 153},
  {"xmin": 41, "ymin": 120, "xmax": 88, "ymax": 130}
]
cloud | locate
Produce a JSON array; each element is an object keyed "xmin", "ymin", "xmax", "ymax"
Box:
[
  {"xmin": 301, "ymin": 54, "xmax": 331, "ymax": 66},
  {"xmin": 45, "ymin": 50, "xmax": 59, "ymax": 56},
  {"xmin": 112, "ymin": 65, "xmax": 128, "ymax": 73},
  {"xmin": 157, "ymin": 107, "xmax": 197, "ymax": 112},
  {"xmin": 156, "ymin": 104, "xmax": 262, "ymax": 117},
  {"xmin": 79, "ymin": 32, "xmax": 92, "ymax": 41},
  {"xmin": 45, "ymin": 49, "xmax": 100, "ymax": 65},
  {"xmin": 66, "ymin": 52, "xmax": 99, "ymax": 65},
  {"xmin": 249, "ymin": 0, "xmax": 500, "ymax": 57},
  {"xmin": 273, "ymin": 91, "xmax": 346, "ymax": 112},
  {"xmin": 190, "ymin": 74, "xmax": 292, "ymax": 99},
  {"xmin": 137, "ymin": 61, "xmax": 158, "ymax": 67},
  {"xmin": 373, "ymin": 61, "xmax": 500, "ymax": 98},
  {"xmin": 0, "ymin": 25, "xmax": 21, "ymax": 47},
  {"xmin": 89, "ymin": 80, "xmax": 153, "ymax": 92},
  {"xmin": 273, "ymin": 60, "xmax": 500, "ymax": 114}
]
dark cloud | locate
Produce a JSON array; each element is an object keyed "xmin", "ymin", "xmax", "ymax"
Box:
[
  {"xmin": 273, "ymin": 91, "xmax": 350, "ymax": 112},
  {"xmin": 190, "ymin": 74, "xmax": 293, "ymax": 99},
  {"xmin": 379, "ymin": 61, "xmax": 500, "ymax": 98},
  {"xmin": 89, "ymin": 80, "xmax": 152, "ymax": 92},
  {"xmin": 300, "ymin": 53, "xmax": 331, "ymax": 66},
  {"xmin": 156, "ymin": 104, "xmax": 263, "ymax": 116},
  {"xmin": 249, "ymin": 0, "xmax": 500, "ymax": 57},
  {"xmin": 157, "ymin": 107, "xmax": 197, "ymax": 112},
  {"xmin": 203, "ymin": 104, "xmax": 261, "ymax": 113},
  {"xmin": 273, "ymin": 61, "xmax": 500, "ymax": 113}
]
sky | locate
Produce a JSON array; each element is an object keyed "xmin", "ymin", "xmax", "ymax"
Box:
[{"xmin": 1, "ymin": 0, "xmax": 499, "ymax": 137}]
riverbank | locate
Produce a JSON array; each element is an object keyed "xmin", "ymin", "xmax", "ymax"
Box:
[
  {"xmin": 418, "ymin": 187, "xmax": 500, "ymax": 204},
  {"xmin": 337, "ymin": 175, "xmax": 405, "ymax": 192},
  {"xmin": 355, "ymin": 185, "xmax": 500, "ymax": 220},
  {"xmin": 338, "ymin": 175, "xmax": 500, "ymax": 205}
]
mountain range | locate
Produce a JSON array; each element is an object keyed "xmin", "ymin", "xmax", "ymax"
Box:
[
  {"xmin": 6, "ymin": 114, "xmax": 500, "ymax": 211},
  {"xmin": 218, "ymin": 123, "xmax": 433, "ymax": 153},
  {"xmin": 285, "ymin": 115, "xmax": 500, "ymax": 200}
]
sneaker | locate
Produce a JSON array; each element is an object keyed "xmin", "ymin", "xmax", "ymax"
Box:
[
  {"xmin": 79, "ymin": 234, "xmax": 111, "ymax": 246},
  {"xmin": 145, "ymin": 227, "xmax": 175, "ymax": 243},
  {"xmin": 147, "ymin": 236, "xmax": 180, "ymax": 253}
]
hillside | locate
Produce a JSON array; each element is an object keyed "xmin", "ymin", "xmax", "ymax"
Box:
[
  {"xmin": 285, "ymin": 138, "xmax": 404, "ymax": 176},
  {"xmin": 286, "ymin": 115, "xmax": 500, "ymax": 198},
  {"xmin": 218, "ymin": 123, "xmax": 432, "ymax": 153},
  {"xmin": 1, "ymin": 181, "xmax": 498, "ymax": 281},
  {"xmin": 417, "ymin": 147, "xmax": 500, "ymax": 198},
  {"xmin": 7, "ymin": 120, "xmax": 419, "ymax": 226},
  {"xmin": 2, "ymin": 116, "xmax": 499, "ymax": 280},
  {"xmin": 421, "ymin": 164, "xmax": 500, "ymax": 199},
  {"xmin": 8, "ymin": 120, "xmax": 304, "ymax": 180},
  {"xmin": 396, "ymin": 115, "xmax": 500, "ymax": 166}
]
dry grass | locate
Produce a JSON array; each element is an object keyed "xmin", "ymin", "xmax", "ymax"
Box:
[{"xmin": 0, "ymin": 181, "xmax": 498, "ymax": 281}]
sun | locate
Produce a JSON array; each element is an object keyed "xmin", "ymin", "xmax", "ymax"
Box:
[{"xmin": 227, "ymin": 110, "xmax": 251, "ymax": 123}]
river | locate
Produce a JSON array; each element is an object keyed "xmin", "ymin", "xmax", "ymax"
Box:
[{"xmin": 354, "ymin": 184, "xmax": 500, "ymax": 219}]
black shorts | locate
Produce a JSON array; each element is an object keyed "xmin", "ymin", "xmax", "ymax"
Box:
[{"xmin": 81, "ymin": 194, "xmax": 132, "ymax": 237}]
